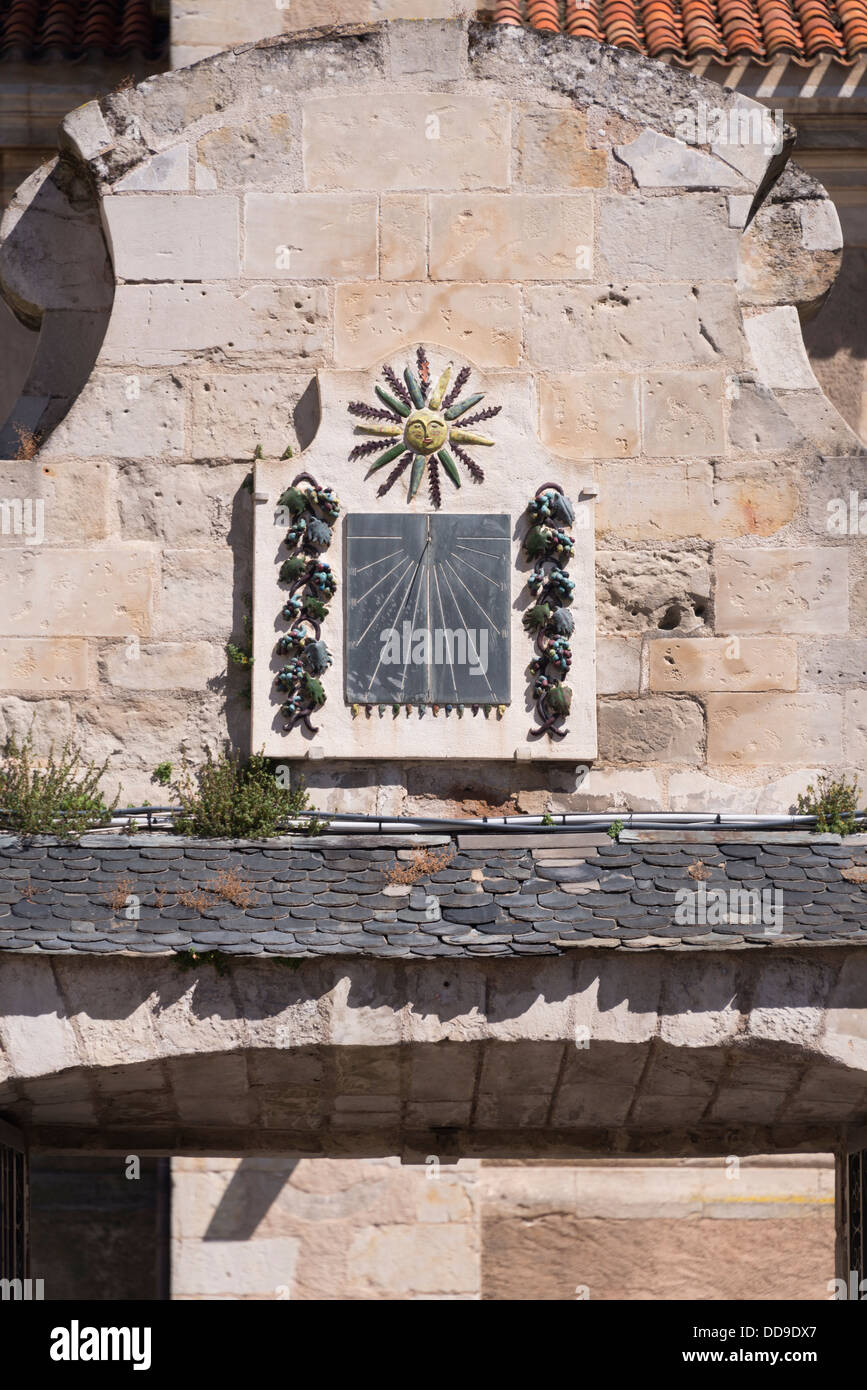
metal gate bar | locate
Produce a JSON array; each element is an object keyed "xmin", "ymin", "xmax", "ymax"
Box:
[{"xmin": 0, "ymin": 1131, "xmax": 29, "ymax": 1283}]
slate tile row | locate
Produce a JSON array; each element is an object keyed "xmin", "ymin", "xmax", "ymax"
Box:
[{"xmin": 1, "ymin": 836, "xmax": 866, "ymax": 957}]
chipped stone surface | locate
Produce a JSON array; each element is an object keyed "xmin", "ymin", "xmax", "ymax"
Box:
[{"xmin": 615, "ymin": 131, "xmax": 744, "ymax": 190}]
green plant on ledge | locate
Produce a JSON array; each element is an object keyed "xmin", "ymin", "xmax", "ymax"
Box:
[
  {"xmin": 797, "ymin": 774, "xmax": 862, "ymax": 837},
  {"xmin": 608, "ymin": 818, "xmax": 625, "ymax": 841},
  {"xmin": 170, "ymin": 748, "xmax": 313, "ymax": 839},
  {"xmin": 0, "ymin": 731, "xmax": 119, "ymax": 838}
]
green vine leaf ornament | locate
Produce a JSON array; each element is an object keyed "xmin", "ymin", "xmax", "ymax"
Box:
[
  {"xmin": 347, "ymin": 346, "xmax": 501, "ymax": 507},
  {"xmin": 524, "ymin": 484, "xmax": 575, "ymax": 741},
  {"xmin": 276, "ymin": 471, "xmax": 340, "ymax": 735}
]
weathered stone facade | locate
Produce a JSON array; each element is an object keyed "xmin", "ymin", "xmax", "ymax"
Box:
[{"xmin": 0, "ymin": 20, "xmax": 861, "ymax": 815}]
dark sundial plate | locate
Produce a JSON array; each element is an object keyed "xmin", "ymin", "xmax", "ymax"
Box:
[{"xmin": 344, "ymin": 513, "xmax": 511, "ymax": 706}]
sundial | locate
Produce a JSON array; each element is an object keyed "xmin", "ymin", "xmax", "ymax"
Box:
[
  {"xmin": 250, "ymin": 347, "xmax": 598, "ymax": 761},
  {"xmin": 344, "ymin": 512, "xmax": 511, "ymax": 706}
]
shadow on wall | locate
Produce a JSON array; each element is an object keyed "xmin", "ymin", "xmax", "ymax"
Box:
[
  {"xmin": 0, "ymin": 155, "xmax": 113, "ymax": 458},
  {"xmin": 804, "ymin": 245, "xmax": 867, "ymax": 440}
]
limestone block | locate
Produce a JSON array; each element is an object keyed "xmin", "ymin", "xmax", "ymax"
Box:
[
  {"xmin": 196, "ymin": 116, "xmax": 295, "ymax": 190},
  {"xmin": 524, "ymin": 282, "xmax": 744, "ymax": 372},
  {"xmin": 114, "ymin": 147, "xmax": 189, "ymax": 193},
  {"xmin": 243, "ymin": 193, "xmax": 378, "ymax": 280},
  {"xmin": 540, "ymin": 373, "xmax": 639, "ymax": 459},
  {"xmin": 743, "ymin": 308, "xmax": 818, "ymax": 391},
  {"xmin": 388, "ymin": 18, "xmax": 467, "ymax": 77},
  {"xmin": 430, "ymin": 193, "xmax": 594, "ymax": 281},
  {"xmin": 190, "ymin": 372, "xmax": 313, "ymax": 459},
  {"xmin": 59, "ymin": 100, "xmax": 112, "ymax": 162},
  {"xmin": 805, "ymin": 454, "xmax": 867, "ymax": 536},
  {"xmin": 516, "ymin": 107, "xmax": 607, "ymax": 188},
  {"xmin": 0, "ymin": 160, "xmax": 113, "ymax": 318},
  {"xmin": 596, "ymin": 547, "xmax": 711, "ymax": 635},
  {"xmin": 738, "ymin": 199, "xmax": 841, "ymax": 314},
  {"xmin": 172, "ymin": 1236, "xmax": 300, "ymax": 1298},
  {"xmin": 101, "ymin": 195, "xmax": 240, "ymax": 281},
  {"xmin": 102, "ymin": 641, "xmax": 224, "ymax": 690},
  {"xmin": 597, "ymin": 461, "xmax": 795, "ymax": 540},
  {"xmin": 710, "ymin": 101, "xmax": 783, "ymax": 186},
  {"xmin": 334, "ymin": 282, "xmax": 521, "ymax": 367},
  {"xmin": 668, "ymin": 770, "xmax": 759, "ymax": 813},
  {"xmin": 727, "ymin": 381, "xmax": 804, "ymax": 452},
  {"xmin": 598, "ymin": 697, "xmax": 704, "ymax": 764},
  {"xmin": 0, "ymin": 696, "xmax": 73, "ymax": 753},
  {"xmin": 648, "ymin": 637, "xmax": 797, "ymax": 693},
  {"xmin": 596, "ymin": 637, "xmax": 640, "ymax": 694},
  {"xmin": 755, "ymin": 769, "xmax": 824, "ymax": 813},
  {"xmin": 800, "ymin": 639, "xmax": 867, "ymax": 691},
  {"xmin": 550, "ymin": 767, "xmax": 665, "ymax": 812},
  {"xmin": 614, "ymin": 131, "xmax": 744, "ymax": 189},
  {"xmin": 801, "ymin": 200, "xmax": 843, "ymax": 253},
  {"xmin": 597, "ymin": 195, "xmax": 738, "ymax": 280},
  {"xmin": 170, "ymin": 0, "xmax": 283, "ymax": 48},
  {"xmin": 39, "ymin": 373, "xmax": 185, "ymax": 460},
  {"xmin": 642, "ymin": 372, "xmax": 725, "ymax": 457},
  {"xmin": 0, "ymin": 547, "xmax": 155, "ymax": 637},
  {"xmin": 706, "ymin": 693, "xmax": 842, "ymax": 765},
  {"xmin": 844, "ymin": 690, "xmax": 867, "ymax": 771},
  {"xmin": 303, "ymin": 94, "xmax": 509, "ymax": 191},
  {"xmin": 381, "ymin": 195, "xmax": 427, "ymax": 280},
  {"xmin": 0, "ymin": 638, "xmax": 89, "ymax": 692},
  {"xmin": 0, "ymin": 461, "xmax": 110, "ymax": 544},
  {"xmin": 116, "ymin": 462, "xmax": 250, "ymax": 547},
  {"xmin": 156, "ymin": 550, "xmax": 237, "ymax": 639},
  {"xmin": 72, "ymin": 691, "xmax": 227, "ymax": 788},
  {"xmin": 101, "ymin": 284, "xmax": 330, "ymax": 366},
  {"xmin": 715, "ymin": 549, "xmax": 848, "ymax": 635},
  {"xmin": 347, "ymin": 1223, "xmax": 478, "ymax": 1296},
  {"xmin": 0, "ymin": 958, "xmax": 82, "ymax": 1077}
]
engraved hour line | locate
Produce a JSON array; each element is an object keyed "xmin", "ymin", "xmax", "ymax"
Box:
[
  {"xmin": 441, "ymin": 556, "xmax": 499, "ymax": 630},
  {"xmin": 449, "ymin": 548, "xmax": 503, "ymax": 589},
  {"xmin": 354, "ymin": 554, "xmax": 411, "ymax": 606},
  {"xmin": 396, "ymin": 539, "xmax": 430, "ymax": 699},
  {"xmin": 439, "ymin": 564, "xmax": 496, "ymax": 700},
  {"xmin": 353, "ymin": 558, "xmax": 415, "ymax": 645},
  {"xmin": 361, "ymin": 540, "xmax": 429, "ymax": 695},
  {"xmin": 453, "ymin": 542, "xmax": 508, "ymax": 563},
  {"xmin": 352, "ymin": 547, "xmax": 405, "ymax": 575},
  {"xmin": 432, "ymin": 564, "xmax": 459, "ymax": 702}
]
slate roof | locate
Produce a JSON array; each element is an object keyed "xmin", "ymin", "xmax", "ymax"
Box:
[
  {"xmin": 0, "ymin": 0, "xmax": 166, "ymax": 62},
  {"xmin": 2, "ymin": 831, "xmax": 867, "ymax": 958},
  {"xmin": 493, "ymin": 0, "xmax": 867, "ymax": 65}
]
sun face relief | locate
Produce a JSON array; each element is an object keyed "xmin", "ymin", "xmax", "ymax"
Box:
[
  {"xmin": 404, "ymin": 408, "xmax": 448, "ymax": 456},
  {"xmin": 347, "ymin": 348, "xmax": 500, "ymax": 507}
]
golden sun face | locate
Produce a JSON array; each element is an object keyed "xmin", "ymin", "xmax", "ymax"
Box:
[
  {"xmin": 404, "ymin": 408, "xmax": 448, "ymax": 456},
  {"xmin": 347, "ymin": 348, "xmax": 501, "ymax": 507}
]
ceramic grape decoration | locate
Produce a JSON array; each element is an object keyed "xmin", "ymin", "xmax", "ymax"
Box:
[
  {"xmin": 348, "ymin": 347, "xmax": 500, "ymax": 508},
  {"xmin": 524, "ymin": 485, "xmax": 576, "ymax": 741},
  {"xmin": 275, "ymin": 473, "xmax": 339, "ymax": 735}
]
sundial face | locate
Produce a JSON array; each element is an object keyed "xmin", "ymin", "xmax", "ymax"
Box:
[{"xmin": 344, "ymin": 512, "xmax": 511, "ymax": 705}]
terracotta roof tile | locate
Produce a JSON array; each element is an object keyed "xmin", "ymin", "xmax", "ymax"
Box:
[
  {"xmin": 0, "ymin": 0, "xmax": 166, "ymax": 61},
  {"xmin": 493, "ymin": 0, "xmax": 867, "ymax": 63}
]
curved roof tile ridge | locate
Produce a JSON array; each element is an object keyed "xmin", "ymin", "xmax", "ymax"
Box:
[{"xmin": 493, "ymin": 0, "xmax": 867, "ymax": 63}]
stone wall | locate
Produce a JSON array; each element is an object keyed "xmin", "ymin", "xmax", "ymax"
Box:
[
  {"xmin": 169, "ymin": 1154, "xmax": 834, "ymax": 1300},
  {"xmin": 0, "ymin": 20, "xmax": 862, "ymax": 813}
]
